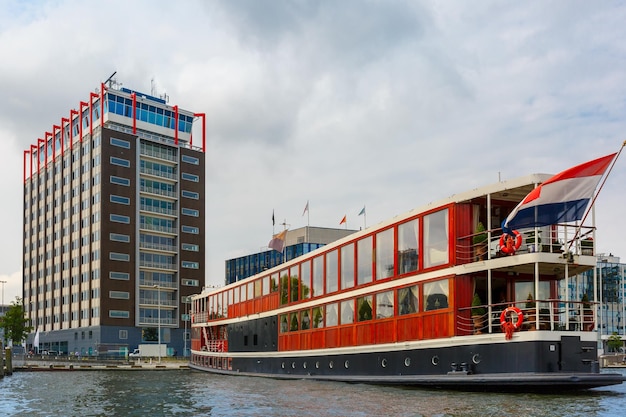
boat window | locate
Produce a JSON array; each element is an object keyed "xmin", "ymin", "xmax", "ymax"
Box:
[
  {"xmin": 423, "ymin": 209, "xmax": 449, "ymax": 268},
  {"xmin": 262, "ymin": 276, "xmax": 269, "ymax": 296},
  {"xmin": 228, "ymin": 289, "xmax": 233, "ymax": 306},
  {"xmin": 234, "ymin": 286, "xmax": 239, "ymax": 303},
  {"xmin": 280, "ymin": 314, "xmax": 288, "ymax": 333},
  {"xmin": 398, "ymin": 285, "xmax": 419, "ymax": 315},
  {"xmin": 398, "ymin": 219, "xmax": 419, "ymax": 274},
  {"xmin": 223, "ymin": 292, "xmax": 229, "ymax": 318},
  {"xmin": 340, "ymin": 300, "xmax": 354, "ymax": 325},
  {"xmin": 326, "ymin": 303, "xmax": 338, "ymax": 327},
  {"xmin": 280, "ymin": 270, "xmax": 289, "ymax": 305},
  {"xmin": 357, "ymin": 236, "xmax": 373, "ymax": 285},
  {"xmin": 240, "ymin": 285, "xmax": 247, "ymax": 302},
  {"xmin": 289, "ymin": 312, "xmax": 299, "ymax": 332},
  {"xmin": 312, "ymin": 256, "xmax": 324, "ymax": 297},
  {"xmin": 312, "ymin": 306, "xmax": 324, "ymax": 328},
  {"xmin": 326, "ymin": 250, "xmax": 338, "ymax": 294},
  {"xmin": 514, "ymin": 281, "xmax": 550, "ymax": 305},
  {"xmin": 341, "ymin": 243, "xmax": 355, "ymax": 290},
  {"xmin": 270, "ymin": 273, "xmax": 279, "ymax": 293},
  {"xmin": 424, "ymin": 278, "xmax": 449, "ymax": 311},
  {"xmin": 301, "ymin": 260, "xmax": 312, "ymax": 300},
  {"xmin": 376, "ymin": 228, "xmax": 394, "ymax": 280},
  {"xmin": 357, "ymin": 296, "xmax": 373, "ymax": 321},
  {"xmin": 301, "ymin": 310, "xmax": 311, "ymax": 330},
  {"xmin": 254, "ymin": 279, "xmax": 262, "ymax": 299},
  {"xmin": 290, "ymin": 265, "xmax": 299, "ymax": 303},
  {"xmin": 376, "ymin": 291, "xmax": 394, "ymax": 319},
  {"xmin": 247, "ymin": 282, "xmax": 254, "ymax": 300}
]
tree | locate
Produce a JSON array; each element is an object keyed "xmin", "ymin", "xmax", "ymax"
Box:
[
  {"xmin": 0, "ymin": 297, "xmax": 33, "ymax": 346},
  {"xmin": 607, "ymin": 332, "xmax": 623, "ymax": 353}
]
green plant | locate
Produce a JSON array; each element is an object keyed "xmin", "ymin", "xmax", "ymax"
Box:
[
  {"xmin": 473, "ymin": 222, "xmax": 487, "ymax": 245},
  {"xmin": 525, "ymin": 293, "xmax": 536, "ymax": 309},
  {"xmin": 525, "ymin": 230, "xmax": 541, "ymax": 245},
  {"xmin": 581, "ymin": 293, "xmax": 591, "ymax": 310},
  {"xmin": 471, "ymin": 293, "xmax": 486, "ymax": 317},
  {"xmin": 607, "ymin": 332, "xmax": 623, "ymax": 352}
]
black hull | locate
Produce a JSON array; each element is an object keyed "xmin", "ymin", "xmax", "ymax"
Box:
[{"xmin": 190, "ymin": 335, "xmax": 626, "ymax": 391}]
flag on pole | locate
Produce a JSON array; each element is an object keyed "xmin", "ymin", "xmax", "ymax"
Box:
[
  {"xmin": 33, "ymin": 327, "xmax": 40, "ymax": 351},
  {"xmin": 302, "ymin": 200, "xmax": 309, "ymax": 216},
  {"xmin": 339, "ymin": 215, "xmax": 346, "ymax": 225},
  {"xmin": 502, "ymin": 153, "xmax": 617, "ymax": 233},
  {"xmin": 268, "ymin": 229, "xmax": 287, "ymax": 252},
  {"xmin": 358, "ymin": 206, "xmax": 365, "ymax": 216},
  {"xmin": 272, "ymin": 210, "xmax": 275, "ymax": 227}
]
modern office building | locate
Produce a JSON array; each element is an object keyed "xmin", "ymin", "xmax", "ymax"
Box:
[
  {"xmin": 225, "ymin": 226, "xmax": 357, "ymax": 285},
  {"xmin": 22, "ymin": 78, "xmax": 206, "ymax": 357}
]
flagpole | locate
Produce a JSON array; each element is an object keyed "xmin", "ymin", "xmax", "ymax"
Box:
[{"xmin": 568, "ymin": 142, "xmax": 625, "ymax": 251}]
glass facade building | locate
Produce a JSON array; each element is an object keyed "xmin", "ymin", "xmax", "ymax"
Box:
[{"xmin": 22, "ymin": 80, "xmax": 206, "ymax": 357}]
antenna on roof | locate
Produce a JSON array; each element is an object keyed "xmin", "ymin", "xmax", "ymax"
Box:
[
  {"xmin": 104, "ymin": 71, "xmax": 118, "ymax": 88},
  {"xmin": 151, "ymin": 77, "xmax": 169, "ymax": 103}
]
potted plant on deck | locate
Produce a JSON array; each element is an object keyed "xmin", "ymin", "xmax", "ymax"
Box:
[
  {"xmin": 525, "ymin": 293, "xmax": 537, "ymax": 330},
  {"xmin": 471, "ymin": 293, "xmax": 486, "ymax": 334},
  {"xmin": 581, "ymin": 238, "xmax": 594, "ymax": 256},
  {"xmin": 525, "ymin": 231, "xmax": 541, "ymax": 253},
  {"xmin": 473, "ymin": 222, "xmax": 488, "ymax": 261}
]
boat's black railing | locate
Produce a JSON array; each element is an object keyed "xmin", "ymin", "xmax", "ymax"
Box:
[{"xmin": 457, "ymin": 299, "xmax": 597, "ymax": 335}]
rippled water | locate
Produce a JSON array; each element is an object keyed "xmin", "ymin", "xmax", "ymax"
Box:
[{"xmin": 1, "ymin": 368, "xmax": 625, "ymax": 416}]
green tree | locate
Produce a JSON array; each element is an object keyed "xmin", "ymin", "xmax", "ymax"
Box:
[
  {"xmin": 607, "ymin": 332, "xmax": 623, "ymax": 353},
  {"xmin": 0, "ymin": 297, "xmax": 33, "ymax": 346}
]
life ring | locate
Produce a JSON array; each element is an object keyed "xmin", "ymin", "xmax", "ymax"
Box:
[
  {"xmin": 499, "ymin": 230, "xmax": 522, "ymax": 255},
  {"xmin": 499, "ymin": 307, "xmax": 524, "ymax": 340},
  {"xmin": 499, "ymin": 306, "xmax": 524, "ymax": 329}
]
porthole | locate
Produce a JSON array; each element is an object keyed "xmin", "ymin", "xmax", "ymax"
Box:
[
  {"xmin": 291, "ymin": 362, "xmax": 296, "ymax": 369},
  {"xmin": 472, "ymin": 354, "xmax": 481, "ymax": 364},
  {"xmin": 303, "ymin": 362, "xmax": 307, "ymax": 369},
  {"xmin": 281, "ymin": 362, "xmax": 285, "ymax": 369},
  {"xmin": 329, "ymin": 361, "xmax": 334, "ymax": 369},
  {"xmin": 344, "ymin": 360, "xmax": 350, "ymax": 369},
  {"xmin": 315, "ymin": 361, "xmax": 320, "ymax": 369},
  {"xmin": 404, "ymin": 357, "xmax": 411, "ymax": 367},
  {"xmin": 381, "ymin": 358, "xmax": 388, "ymax": 368},
  {"xmin": 431, "ymin": 355, "xmax": 440, "ymax": 366}
]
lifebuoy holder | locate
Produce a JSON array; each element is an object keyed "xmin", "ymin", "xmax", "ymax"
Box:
[
  {"xmin": 500, "ymin": 230, "xmax": 522, "ymax": 255},
  {"xmin": 500, "ymin": 306, "xmax": 524, "ymax": 340}
]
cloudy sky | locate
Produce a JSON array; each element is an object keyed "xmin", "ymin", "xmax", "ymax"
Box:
[{"xmin": 1, "ymin": 0, "xmax": 625, "ymax": 302}]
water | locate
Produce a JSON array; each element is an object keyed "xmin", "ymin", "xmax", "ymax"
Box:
[{"xmin": 1, "ymin": 368, "xmax": 625, "ymax": 416}]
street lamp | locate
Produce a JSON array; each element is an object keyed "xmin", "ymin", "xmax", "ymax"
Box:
[{"xmin": 153, "ymin": 285, "xmax": 161, "ymax": 363}]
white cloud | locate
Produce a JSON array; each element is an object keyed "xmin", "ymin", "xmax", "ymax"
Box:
[{"xmin": 0, "ymin": 0, "xmax": 625, "ymax": 298}]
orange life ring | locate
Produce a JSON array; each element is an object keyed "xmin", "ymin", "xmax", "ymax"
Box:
[
  {"xmin": 499, "ymin": 306, "xmax": 524, "ymax": 330},
  {"xmin": 499, "ymin": 230, "xmax": 522, "ymax": 255}
]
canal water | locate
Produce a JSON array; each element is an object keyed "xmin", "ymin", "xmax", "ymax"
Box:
[{"xmin": 1, "ymin": 368, "xmax": 625, "ymax": 416}]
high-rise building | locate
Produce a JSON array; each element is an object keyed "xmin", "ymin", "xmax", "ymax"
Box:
[{"xmin": 22, "ymin": 78, "xmax": 206, "ymax": 357}]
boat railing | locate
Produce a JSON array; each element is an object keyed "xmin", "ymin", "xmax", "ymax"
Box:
[
  {"xmin": 202, "ymin": 339, "xmax": 228, "ymax": 353},
  {"xmin": 456, "ymin": 224, "xmax": 596, "ymax": 264},
  {"xmin": 457, "ymin": 299, "xmax": 597, "ymax": 335}
]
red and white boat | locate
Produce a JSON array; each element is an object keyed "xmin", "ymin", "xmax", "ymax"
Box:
[{"xmin": 190, "ymin": 163, "xmax": 625, "ymax": 391}]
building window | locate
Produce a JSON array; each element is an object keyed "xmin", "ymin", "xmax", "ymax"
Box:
[
  {"xmin": 110, "ymin": 233, "xmax": 130, "ymax": 243},
  {"xmin": 182, "ymin": 243, "xmax": 199, "ymax": 252},
  {"xmin": 181, "ymin": 207, "xmax": 199, "ymax": 217},
  {"xmin": 109, "ymin": 252, "xmax": 130, "ymax": 262},
  {"xmin": 181, "ymin": 172, "xmax": 199, "ymax": 182},
  {"xmin": 110, "ymin": 195, "xmax": 130, "ymax": 205},
  {"xmin": 181, "ymin": 154, "xmax": 199, "ymax": 165},
  {"xmin": 109, "ymin": 291, "xmax": 130, "ymax": 299},
  {"xmin": 181, "ymin": 190, "xmax": 199, "ymax": 199},
  {"xmin": 182, "ymin": 261, "xmax": 199, "ymax": 269},
  {"xmin": 110, "ymin": 271, "xmax": 130, "ymax": 280},
  {"xmin": 109, "ymin": 310, "xmax": 130, "ymax": 318},
  {"xmin": 110, "ymin": 214, "xmax": 130, "ymax": 224},
  {"xmin": 110, "ymin": 156, "xmax": 130, "ymax": 167},
  {"xmin": 110, "ymin": 137, "xmax": 131, "ymax": 149},
  {"xmin": 119, "ymin": 330, "xmax": 128, "ymax": 339},
  {"xmin": 181, "ymin": 225, "xmax": 199, "ymax": 234},
  {"xmin": 110, "ymin": 176, "xmax": 130, "ymax": 186},
  {"xmin": 182, "ymin": 279, "xmax": 199, "ymax": 286}
]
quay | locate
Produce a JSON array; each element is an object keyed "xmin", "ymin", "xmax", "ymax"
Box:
[{"xmin": 15, "ymin": 361, "xmax": 190, "ymax": 372}]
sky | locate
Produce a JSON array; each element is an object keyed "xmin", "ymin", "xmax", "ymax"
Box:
[{"xmin": 1, "ymin": 0, "xmax": 625, "ymax": 303}]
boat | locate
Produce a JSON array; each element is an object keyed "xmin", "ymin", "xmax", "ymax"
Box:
[{"xmin": 189, "ymin": 167, "xmax": 625, "ymax": 391}]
